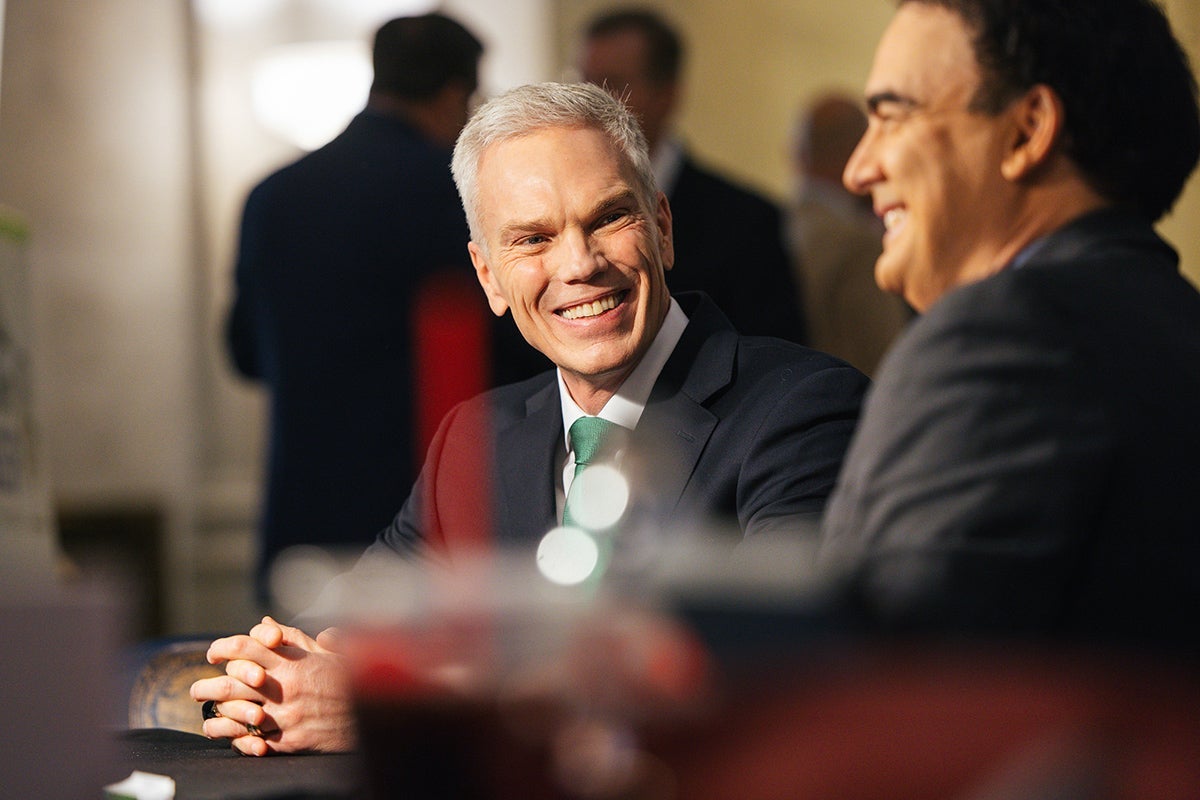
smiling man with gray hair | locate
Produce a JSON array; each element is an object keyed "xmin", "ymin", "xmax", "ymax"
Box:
[{"xmin": 192, "ymin": 81, "xmax": 867, "ymax": 755}]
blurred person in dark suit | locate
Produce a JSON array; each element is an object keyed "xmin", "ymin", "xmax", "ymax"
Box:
[
  {"xmin": 786, "ymin": 92, "xmax": 912, "ymax": 376},
  {"xmin": 819, "ymin": 0, "xmax": 1200, "ymax": 652},
  {"xmin": 226, "ymin": 13, "xmax": 520, "ymax": 602},
  {"xmin": 578, "ymin": 8, "xmax": 807, "ymax": 343}
]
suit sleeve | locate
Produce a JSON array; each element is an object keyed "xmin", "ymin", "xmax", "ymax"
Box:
[
  {"xmin": 367, "ymin": 396, "xmax": 495, "ymax": 561},
  {"xmin": 225, "ymin": 186, "xmax": 267, "ymax": 380},
  {"xmin": 817, "ymin": 289, "xmax": 1112, "ymax": 634},
  {"xmin": 739, "ymin": 363, "xmax": 869, "ymax": 538}
]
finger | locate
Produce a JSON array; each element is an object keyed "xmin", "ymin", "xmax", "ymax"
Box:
[
  {"xmin": 189, "ymin": 676, "xmax": 219, "ymax": 702},
  {"xmin": 249, "ymin": 616, "xmax": 284, "ymax": 649},
  {"xmin": 231, "ymin": 734, "xmax": 271, "ymax": 757},
  {"xmin": 209, "ymin": 699, "xmax": 270, "ymax": 730},
  {"xmin": 273, "ymin": 619, "xmax": 323, "ymax": 652},
  {"xmin": 190, "ymin": 674, "xmax": 267, "ymax": 704},
  {"xmin": 210, "ymin": 720, "xmax": 273, "ymax": 756},
  {"xmin": 203, "ymin": 715, "xmax": 265, "ymax": 742},
  {"xmin": 225, "ymin": 657, "xmax": 269, "ymax": 689},
  {"xmin": 315, "ymin": 627, "xmax": 342, "ymax": 652},
  {"xmin": 207, "ymin": 633, "xmax": 283, "ymax": 670}
]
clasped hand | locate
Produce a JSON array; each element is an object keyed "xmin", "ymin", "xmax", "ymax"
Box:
[{"xmin": 189, "ymin": 616, "xmax": 356, "ymax": 756}]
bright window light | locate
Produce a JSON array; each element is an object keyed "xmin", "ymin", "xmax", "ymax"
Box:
[{"xmin": 251, "ymin": 40, "xmax": 372, "ymax": 151}]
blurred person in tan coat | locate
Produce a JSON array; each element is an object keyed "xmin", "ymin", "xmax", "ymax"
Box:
[{"xmin": 786, "ymin": 93, "xmax": 912, "ymax": 376}]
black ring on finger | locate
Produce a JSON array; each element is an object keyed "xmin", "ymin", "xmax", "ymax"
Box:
[{"xmin": 202, "ymin": 700, "xmax": 221, "ymax": 721}]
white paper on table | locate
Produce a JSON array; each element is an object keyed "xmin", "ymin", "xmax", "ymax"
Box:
[{"xmin": 103, "ymin": 770, "xmax": 176, "ymax": 800}]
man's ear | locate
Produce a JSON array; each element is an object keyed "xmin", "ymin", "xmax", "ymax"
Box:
[
  {"xmin": 1001, "ymin": 84, "xmax": 1064, "ymax": 181},
  {"xmin": 655, "ymin": 191, "xmax": 675, "ymax": 272},
  {"xmin": 468, "ymin": 241, "xmax": 510, "ymax": 317}
]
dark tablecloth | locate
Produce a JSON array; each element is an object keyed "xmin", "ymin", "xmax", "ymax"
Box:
[{"xmin": 116, "ymin": 729, "xmax": 364, "ymax": 800}]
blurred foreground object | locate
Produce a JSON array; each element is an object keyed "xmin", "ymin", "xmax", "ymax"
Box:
[
  {"xmin": 336, "ymin": 552, "xmax": 1200, "ymax": 799},
  {"xmin": 651, "ymin": 644, "xmax": 1200, "ymax": 800},
  {"xmin": 339, "ymin": 553, "xmax": 713, "ymax": 800},
  {"xmin": 0, "ymin": 205, "xmax": 58, "ymax": 587},
  {"xmin": 1, "ymin": 584, "xmax": 125, "ymax": 797}
]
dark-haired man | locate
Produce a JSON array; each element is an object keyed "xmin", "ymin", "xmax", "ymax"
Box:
[{"xmin": 819, "ymin": 0, "xmax": 1200, "ymax": 650}]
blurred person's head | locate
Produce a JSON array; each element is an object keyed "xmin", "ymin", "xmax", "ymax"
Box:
[
  {"xmin": 369, "ymin": 13, "xmax": 484, "ymax": 147},
  {"xmin": 578, "ymin": 8, "xmax": 684, "ymax": 154},
  {"xmin": 793, "ymin": 93, "xmax": 868, "ymax": 188},
  {"xmin": 451, "ymin": 82, "xmax": 674, "ymax": 412},
  {"xmin": 843, "ymin": 0, "xmax": 1200, "ymax": 312}
]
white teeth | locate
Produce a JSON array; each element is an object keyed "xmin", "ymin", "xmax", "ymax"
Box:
[
  {"xmin": 883, "ymin": 208, "xmax": 907, "ymax": 231},
  {"xmin": 561, "ymin": 294, "xmax": 619, "ymax": 320}
]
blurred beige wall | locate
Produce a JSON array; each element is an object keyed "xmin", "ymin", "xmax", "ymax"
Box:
[{"xmin": 1159, "ymin": 0, "xmax": 1200, "ymax": 288}]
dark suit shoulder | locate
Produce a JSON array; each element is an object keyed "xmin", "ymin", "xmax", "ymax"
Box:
[
  {"xmin": 673, "ymin": 156, "xmax": 779, "ymax": 215},
  {"xmin": 455, "ymin": 369, "xmax": 557, "ymax": 428},
  {"xmin": 736, "ymin": 333, "xmax": 857, "ymax": 372}
]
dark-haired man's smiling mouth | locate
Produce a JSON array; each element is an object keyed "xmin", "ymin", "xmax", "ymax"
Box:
[{"xmin": 559, "ymin": 290, "xmax": 628, "ymax": 320}]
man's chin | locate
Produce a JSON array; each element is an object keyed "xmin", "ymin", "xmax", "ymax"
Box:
[{"xmin": 874, "ymin": 261, "xmax": 906, "ymax": 300}]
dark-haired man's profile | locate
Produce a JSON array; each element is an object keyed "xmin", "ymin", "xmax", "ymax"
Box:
[{"xmin": 819, "ymin": 0, "xmax": 1200, "ymax": 651}]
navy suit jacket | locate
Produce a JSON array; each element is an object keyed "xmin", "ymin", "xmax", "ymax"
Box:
[
  {"xmin": 227, "ymin": 109, "xmax": 518, "ymax": 590},
  {"xmin": 819, "ymin": 209, "xmax": 1200, "ymax": 651},
  {"xmin": 664, "ymin": 154, "xmax": 807, "ymax": 344},
  {"xmin": 372, "ymin": 293, "xmax": 867, "ymax": 561}
]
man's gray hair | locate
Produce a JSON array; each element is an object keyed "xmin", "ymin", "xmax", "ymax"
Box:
[{"xmin": 451, "ymin": 81, "xmax": 658, "ymax": 246}]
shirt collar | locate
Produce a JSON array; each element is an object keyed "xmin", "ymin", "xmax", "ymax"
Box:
[{"xmin": 558, "ymin": 297, "xmax": 689, "ymax": 447}]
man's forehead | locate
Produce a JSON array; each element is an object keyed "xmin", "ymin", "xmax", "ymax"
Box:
[
  {"xmin": 866, "ymin": 3, "xmax": 980, "ymax": 105},
  {"xmin": 477, "ymin": 125, "xmax": 622, "ymax": 171},
  {"xmin": 474, "ymin": 126, "xmax": 640, "ymax": 219}
]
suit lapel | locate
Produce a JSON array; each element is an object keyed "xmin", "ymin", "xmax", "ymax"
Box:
[
  {"xmin": 489, "ymin": 294, "xmax": 736, "ymax": 538},
  {"xmin": 494, "ymin": 381, "xmax": 561, "ymax": 543},
  {"xmin": 633, "ymin": 294, "xmax": 735, "ymax": 514}
]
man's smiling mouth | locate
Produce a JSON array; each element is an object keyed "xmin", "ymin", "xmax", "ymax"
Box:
[
  {"xmin": 558, "ymin": 290, "xmax": 628, "ymax": 320},
  {"xmin": 883, "ymin": 207, "xmax": 907, "ymax": 232}
]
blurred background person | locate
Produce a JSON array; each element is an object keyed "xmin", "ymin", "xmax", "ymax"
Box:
[
  {"xmin": 578, "ymin": 7, "xmax": 807, "ymax": 343},
  {"xmin": 786, "ymin": 92, "xmax": 912, "ymax": 376},
  {"xmin": 225, "ymin": 13, "xmax": 492, "ymax": 604}
]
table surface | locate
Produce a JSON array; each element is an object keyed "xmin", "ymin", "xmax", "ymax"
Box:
[
  {"xmin": 117, "ymin": 729, "xmax": 365, "ymax": 800},
  {"xmin": 116, "ymin": 644, "xmax": 1200, "ymax": 800}
]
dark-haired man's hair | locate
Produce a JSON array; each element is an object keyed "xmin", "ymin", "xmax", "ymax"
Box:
[
  {"xmin": 371, "ymin": 13, "xmax": 482, "ymax": 100},
  {"xmin": 903, "ymin": 0, "xmax": 1199, "ymax": 221},
  {"xmin": 585, "ymin": 8, "xmax": 684, "ymax": 84}
]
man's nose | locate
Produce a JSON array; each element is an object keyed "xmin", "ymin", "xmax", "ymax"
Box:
[
  {"xmin": 554, "ymin": 228, "xmax": 605, "ymax": 282},
  {"xmin": 843, "ymin": 127, "xmax": 881, "ymax": 196}
]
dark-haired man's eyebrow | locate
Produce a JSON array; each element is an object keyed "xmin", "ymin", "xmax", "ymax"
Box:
[{"xmin": 866, "ymin": 91, "xmax": 919, "ymax": 115}]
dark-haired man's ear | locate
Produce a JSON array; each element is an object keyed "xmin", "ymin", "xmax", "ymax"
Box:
[{"xmin": 1001, "ymin": 84, "xmax": 1064, "ymax": 181}]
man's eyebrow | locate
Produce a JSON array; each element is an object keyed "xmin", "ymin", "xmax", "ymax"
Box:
[
  {"xmin": 866, "ymin": 91, "xmax": 918, "ymax": 114},
  {"xmin": 496, "ymin": 189, "xmax": 641, "ymax": 244},
  {"xmin": 498, "ymin": 217, "xmax": 551, "ymax": 243},
  {"xmin": 586, "ymin": 188, "xmax": 640, "ymax": 219}
]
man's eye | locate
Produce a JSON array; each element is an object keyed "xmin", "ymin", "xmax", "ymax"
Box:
[
  {"xmin": 520, "ymin": 234, "xmax": 548, "ymax": 246},
  {"xmin": 598, "ymin": 210, "xmax": 627, "ymax": 227}
]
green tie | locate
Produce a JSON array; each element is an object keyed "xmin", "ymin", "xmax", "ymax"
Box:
[{"xmin": 564, "ymin": 416, "xmax": 618, "ymax": 529}]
